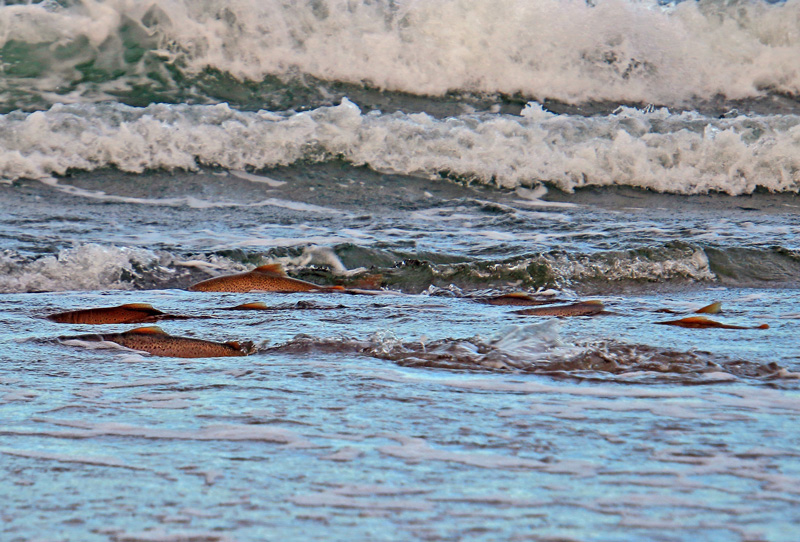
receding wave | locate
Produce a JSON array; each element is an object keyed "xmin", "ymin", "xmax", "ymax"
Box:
[
  {"xmin": 2, "ymin": 0, "xmax": 800, "ymax": 111},
  {"xmin": 2, "ymin": 101, "xmax": 799, "ymax": 194},
  {"xmin": 265, "ymin": 323, "xmax": 790, "ymax": 383},
  {"xmin": 2, "ymin": 242, "xmax": 798, "ymax": 293}
]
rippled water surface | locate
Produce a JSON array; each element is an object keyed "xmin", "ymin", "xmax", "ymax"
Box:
[
  {"xmin": 2, "ymin": 167, "xmax": 800, "ymax": 542},
  {"xmin": 3, "ymin": 2, "xmax": 800, "ymax": 538},
  {"xmin": 4, "ymin": 286, "xmax": 800, "ymax": 542}
]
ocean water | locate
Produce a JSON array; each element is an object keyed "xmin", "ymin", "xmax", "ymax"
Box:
[{"xmin": 2, "ymin": 1, "xmax": 800, "ymax": 541}]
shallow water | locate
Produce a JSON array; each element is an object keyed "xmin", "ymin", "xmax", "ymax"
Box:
[
  {"xmin": 3, "ymin": 1, "xmax": 800, "ymax": 540},
  {"xmin": 2, "ymin": 168, "xmax": 800, "ymax": 542},
  {"xmin": 4, "ymin": 286, "xmax": 800, "ymax": 542}
]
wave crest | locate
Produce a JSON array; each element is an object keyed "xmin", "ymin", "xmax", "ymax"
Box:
[
  {"xmin": 2, "ymin": 0, "xmax": 800, "ymax": 109},
  {"xmin": 2, "ymin": 101, "xmax": 799, "ymax": 194}
]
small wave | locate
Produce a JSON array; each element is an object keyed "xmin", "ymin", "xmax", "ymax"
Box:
[
  {"xmin": 0, "ymin": 243, "xmax": 361, "ymax": 293},
  {"xmin": 2, "ymin": 242, "xmax": 798, "ymax": 293},
  {"xmin": 0, "ymin": 244, "xmax": 239, "ymax": 293},
  {"xmin": 370, "ymin": 242, "xmax": 717, "ymax": 293},
  {"xmin": 264, "ymin": 321, "xmax": 565, "ymax": 372},
  {"xmin": 707, "ymin": 246, "xmax": 800, "ymax": 286},
  {"xmin": 265, "ymin": 324, "xmax": 787, "ymax": 383},
  {"xmin": 0, "ymin": 244, "xmax": 161, "ymax": 293}
]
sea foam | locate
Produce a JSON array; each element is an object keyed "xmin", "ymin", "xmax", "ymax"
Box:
[
  {"xmin": 2, "ymin": 0, "xmax": 800, "ymax": 105},
  {"xmin": 2, "ymin": 100, "xmax": 798, "ymax": 194}
]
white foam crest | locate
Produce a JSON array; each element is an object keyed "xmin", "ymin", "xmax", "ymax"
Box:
[
  {"xmin": 0, "ymin": 1, "xmax": 125, "ymax": 48},
  {"xmin": 359, "ymin": 105, "xmax": 800, "ymax": 194},
  {"xmin": 4, "ymin": 0, "xmax": 800, "ymax": 104},
  {"xmin": 0, "ymin": 244, "xmax": 271, "ymax": 293},
  {"xmin": 542, "ymin": 244, "xmax": 717, "ymax": 282},
  {"xmin": 3, "ymin": 101, "xmax": 800, "ymax": 194},
  {"xmin": 0, "ymin": 101, "xmax": 351, "ymax": 180},
  {"xmin": 0, "ymin": 244, "xmax": 161, "ymax": 293},
  {"xmin": 0, "ymin": 1, "xmax": 158, "ymax": 105}
]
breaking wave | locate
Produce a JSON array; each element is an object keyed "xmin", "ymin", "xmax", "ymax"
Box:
[
  {"xmin": 2, "ymin": 101, "xmax": 799, "ymax": 194},
  {"xmin": 2, "ymin": 242, "xmax": 798, "ymax": 293},
  {"xmin": 3, "ymin": 0, "xmax": 800, "ymax": 111}
]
